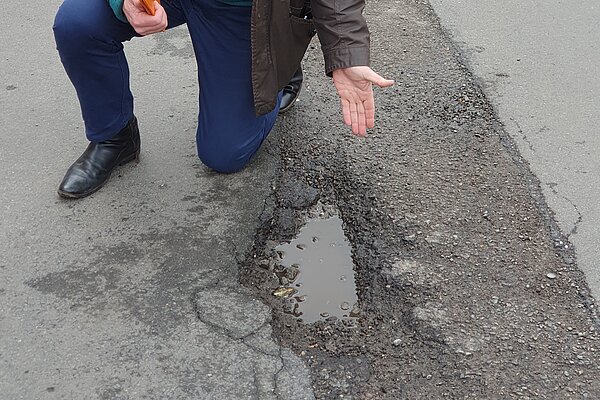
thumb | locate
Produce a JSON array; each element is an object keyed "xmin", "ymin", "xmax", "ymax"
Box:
[{"xmin": 365, "ymin": 69, "xmax": 395, "ymax": 88}]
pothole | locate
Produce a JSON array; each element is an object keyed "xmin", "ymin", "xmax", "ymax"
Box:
[{"xmin": 272, "ymin": 206, "xmax": 359, "ymax": 323}]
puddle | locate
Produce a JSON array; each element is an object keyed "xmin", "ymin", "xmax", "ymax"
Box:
[{"xmin": 274, "ymin": 215, "xmax": 358, "ymax": 323}]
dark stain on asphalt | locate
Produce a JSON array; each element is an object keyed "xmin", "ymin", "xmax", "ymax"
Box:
[
  {"xmin": 147, "ymin": 28, "xmax": 194, "ymax": 59},
  {"xmin": 26, "ymin": 263, "xmax": 123, "ymax": 307},
  {"xmin": 25, "ymin": 223, "xmax": 223, "ymax": 335}
]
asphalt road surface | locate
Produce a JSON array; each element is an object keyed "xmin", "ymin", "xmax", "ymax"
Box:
[
  {"xmin": 429, "ymin": 0, "xmax": 600, "ymax": 300},
  {"xmin": 1, "ymin": 2, "xmax": 313, "ymax": 398},
  {"xmin": 2, "ymin": 0, "xmax": 600, "ymax": 399}
]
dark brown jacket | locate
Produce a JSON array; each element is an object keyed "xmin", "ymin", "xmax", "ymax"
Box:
[{"xmin": 251, "ymin": 0, "xmax": 371, "ymax": 115}]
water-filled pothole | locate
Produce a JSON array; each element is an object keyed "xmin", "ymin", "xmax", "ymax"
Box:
[{"xmin": 273, "ymin": 213, "xmax": 358, "ymax": 323}]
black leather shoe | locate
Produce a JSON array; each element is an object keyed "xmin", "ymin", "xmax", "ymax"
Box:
[
  {"xmin": 58, "ymin": 117, "xmax": 141, "ymax": 199},
  {"xmin": 279, "ymin": 67, "xmax": 303, "ymax": 114}
]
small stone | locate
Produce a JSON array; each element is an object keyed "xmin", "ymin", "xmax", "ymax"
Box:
[
  {"xmin": 274, "ymin": 263, "xmax": 286, "ymax": 273},
  {"xmin": 349, "ymin": 305, "xmax": 360, "ymax": 318},
  {"xmin": 286, "ymin": 266, "xmax": 300, "ymax": 281},
  {"xmin": 393, "ymin": 339, "xmax": 402, "ymax": 346},
  {"xmin": 546, "ymin": 272, "xmax": 557, "ymax": 279},
  {"xmin": 296, "ymin": 244, "xmax": 307, "ymax": 250},
  {"xmin": 273, "ymin": 287, "xmax": 297, "ymax": 298},
  {"xmin": 320, "ymin": 312, "xmax": 329, "ymax": 318},
  {"xmin": 325, "ymin": 342, "xmax": 337, "ymax": 351},
  {"xmin": 340, "ymin": 302, "xmax": 350, "ymax": 311},
  {"xmin": 283, "ymin": 302, "xmax": 295, "ymax": 313},
  {"xmin": 404, "ymin": 234, "xmax": 417, "ymax": 242}
]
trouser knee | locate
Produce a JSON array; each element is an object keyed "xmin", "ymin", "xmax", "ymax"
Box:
[
  {"xmin": 54, "ymin": 4, "xmax": 86, "ymax": 48},
  {"xmin": 53, "ymin": 0, "xmax": 115, "ymax": 56},
  {"xmin": 197, "ymin": 146, "xmax": 250, "ymax": 174}
]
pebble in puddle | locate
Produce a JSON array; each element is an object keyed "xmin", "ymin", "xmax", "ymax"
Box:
[
  {"xmin": 320, "ymin": 312, "xmax": 330, "ymax": 318},
  {"xmin": 273, "ymin": 287, "xmax": 297, "ymax": 298},
  {"xmin": 340, "ymin": 302, "xmax": 350, "ymax": 311}
]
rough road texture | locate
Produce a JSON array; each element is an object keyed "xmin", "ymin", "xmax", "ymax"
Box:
[
  {"xmin": 242, "ymin": 0, "xmax": 600, "ymax": 398},
  {"xmin": 1, "ymin": 2, "xmax": 314, "ymax": 398}
]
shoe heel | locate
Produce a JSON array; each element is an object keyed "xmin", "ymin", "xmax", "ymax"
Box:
[{"xmin": 118, "ymin": 150, "xmax": 140, "ymax": 166}]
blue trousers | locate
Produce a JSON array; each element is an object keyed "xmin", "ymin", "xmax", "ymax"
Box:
[{"xmin": 53, "ymin": 0, "xmax": 281, "ymax": 173}]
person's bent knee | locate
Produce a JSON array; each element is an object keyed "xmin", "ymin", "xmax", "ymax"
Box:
[
  {"xmin": 197, "ymin": 147, "xmax": 250, "ymax": 174},
  {"xmin": 53, "ymin": 1, "xmax": 104, "ymax": 51}
]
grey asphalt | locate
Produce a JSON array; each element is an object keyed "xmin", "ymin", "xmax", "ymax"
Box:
[
  {"xmin": 4, "ymin": 0, "xmax": 600, "ymax": 398},
  {"xmin": 1, "ymin": 2, "xmax": 313, "ymax": 399},
  {"xmin": 429, "ymin": 0, "xmax": 600, "ymax": 299}
]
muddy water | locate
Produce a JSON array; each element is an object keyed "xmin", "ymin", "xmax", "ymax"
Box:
[{"xmin": 275, "ymin": 215, "xmax": 358, "ymax": 323}]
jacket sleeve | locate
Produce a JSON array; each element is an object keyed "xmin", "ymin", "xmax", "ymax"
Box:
[
  {"xmin": 310, "ymin": 0, "xmax": 371, "ymax": 75},
  {"xmin": 108, "ymin": 0, "xmax": 128, "ymax": 23}
]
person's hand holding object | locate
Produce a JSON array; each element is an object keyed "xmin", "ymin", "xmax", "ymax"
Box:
[
  {"xmin": 332, "ymin": 66, "xmax": 395, "ymax": 137},
  {"xmin": 123, "ymin": 0, "xmax": 168, "ymax": 36}
]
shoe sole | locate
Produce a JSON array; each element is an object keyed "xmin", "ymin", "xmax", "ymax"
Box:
[
  {"xmin": 278, "ymin": 101, "xmax": 297, "ymax": 114},
  {"xmin": 57, "ymin": 151, "xmax": 140, "ymax": 199}
]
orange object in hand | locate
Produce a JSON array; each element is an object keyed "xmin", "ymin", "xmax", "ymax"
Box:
[{"xmin": 140, "ymin": 0, "xmax": 160, "ymax": 15}]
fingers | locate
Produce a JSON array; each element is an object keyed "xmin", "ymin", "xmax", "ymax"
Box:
[
  {"xmin": 349, "ymin": 99, "xmax": 359, "ymax": 135},
  {"xmin": 124, "ymin": 0, "xmax": 168, "ymax": 35},
  {"xmin": 338, "ymin": 91, "xmax": 372, "ymax": 136},
  {"xmin": 345, "ymin": 97, "xmax": 367, "ymax": 136},
  {"xmin": 341, "ymin": 99, "xmax": 352, "ymax": 127},
  {"xmin": 155, "ymin": 3, "xmax": 168, "ymax": 31},
  {"xmin": 364, "ymin": 95, "xmax": 375, "ymax": 129},
  {"xmin": 357, "ymin": 101, "xmax": 367, "ymax": 136}
]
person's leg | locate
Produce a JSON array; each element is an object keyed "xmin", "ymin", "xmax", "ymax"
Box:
[
  {"xmin": 52, "ymin": 0, "xmax": 187, "ymax": 198},
  {"xmin": 53, "ymin": 0, "xmax": 187, "ymax": 141},
  {"xmin": 181, "ymin": 0, "xmax": 282, "ymax": 174}
]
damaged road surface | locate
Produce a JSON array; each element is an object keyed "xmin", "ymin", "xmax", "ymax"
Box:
[
  {"xmin": 242, "ymin": 0, "xmax": 600, "ymax": 398},
  {"xmin": 2, "ymin": 0, "xmax": 600, "ymax": 399}
]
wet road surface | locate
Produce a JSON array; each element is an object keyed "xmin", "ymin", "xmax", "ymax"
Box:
[{"xmin": 2, "ymin": 0, "xmax": 600, "ymax": 399}]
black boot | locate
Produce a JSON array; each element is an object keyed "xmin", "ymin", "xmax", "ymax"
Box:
[
  {"xmin": 58, "ymin": 117, "xmax": 141, "ymax": 199},
  {"xmin": 279, "ymin": 67, "xmax": 303, "ymax": 114}
]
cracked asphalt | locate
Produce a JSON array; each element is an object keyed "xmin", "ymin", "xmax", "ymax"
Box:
[
  {"xmin": 429, "ymin": 0, "xmax": 600, "ymax": 305},
  {"xmin": 1, "ymin": 2, "xmax": 312, "ymax": 398},
  {"xmin": 2, "ymin": 0, "xmax": 600, "ymax": 399}
]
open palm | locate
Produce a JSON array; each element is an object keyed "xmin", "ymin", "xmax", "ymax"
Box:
[{"xmin": 332, "ymin": 66, "xmax": 394, "ymax": 136}]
